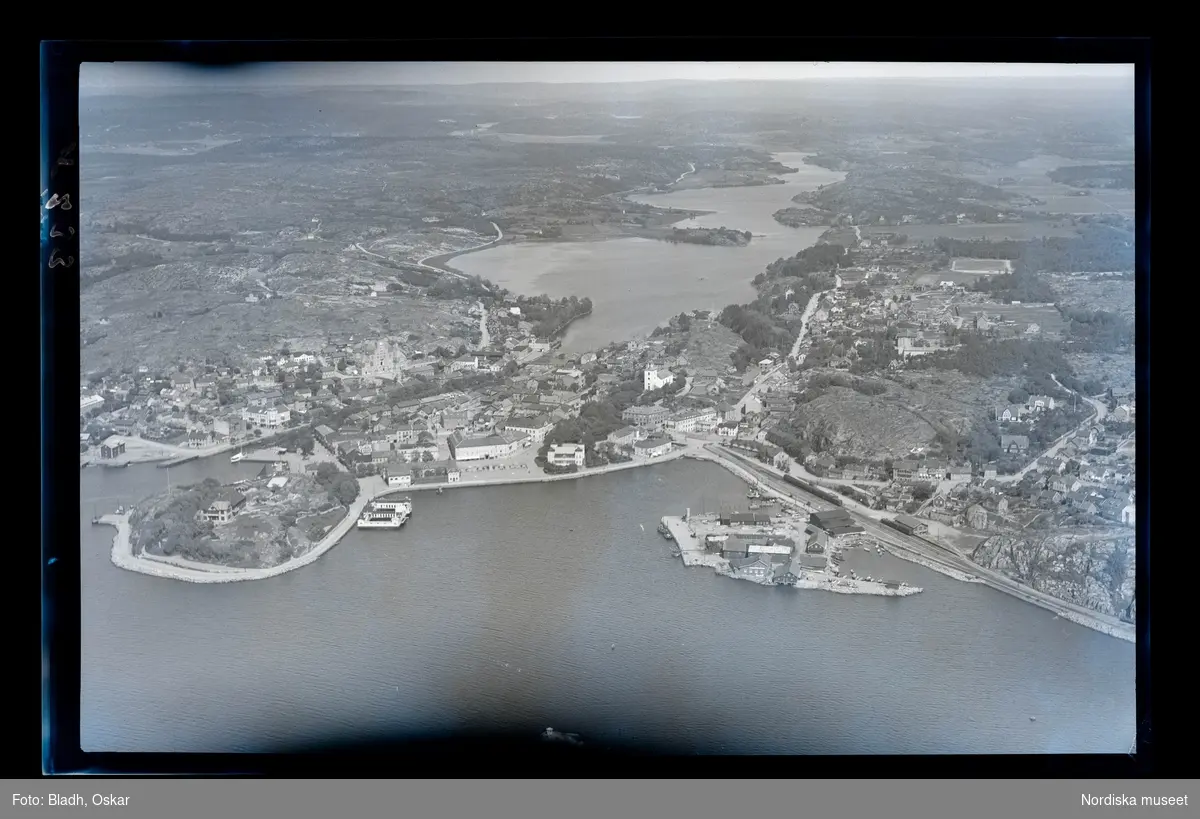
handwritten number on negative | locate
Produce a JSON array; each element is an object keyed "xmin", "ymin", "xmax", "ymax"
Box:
[
  {"xmin": 49, "ymin": 248, "xmax": 74, "ymax": 268},
  {"xmin": 45, "ymin": 193, "xmax": 71, "ymax": 211}
]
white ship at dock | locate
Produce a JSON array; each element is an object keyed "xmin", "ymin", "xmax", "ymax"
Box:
[
  {"xmin": 371, "ymin": 497, "xmax": 413, "ymax": 516},
  {"xmin": 356, "ymin": 498, "xmax": 412, "ymax": 530}
]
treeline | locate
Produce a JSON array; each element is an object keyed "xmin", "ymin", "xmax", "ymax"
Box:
[
  {"xmin": 754, "ymin": 244, "xmax": 846, "ymax": 286},
  {"xmin": 516, "ymin": 295, "xmax": 594, "ymax": 338},
  {"xmin": 428, "ymin": 274, "xmax": 499, "ymax": 302},
  {"xmin": 721, "ymin": 302, "xmax": 797, "ymax": 371}
]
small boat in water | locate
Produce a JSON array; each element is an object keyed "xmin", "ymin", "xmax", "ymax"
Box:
[
  {"xmin": 747, "ymin": 489, "xmax": 761, "ymax": 499},
  {"xmin": 230, "ymin": 451, "xmax": 245, "ymax": 463},
  {"xmin": 542, "ymin": 727, "xmax": 582, "ymax": 746}
]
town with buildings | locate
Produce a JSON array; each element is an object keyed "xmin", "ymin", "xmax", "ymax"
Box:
[
  {"xmin": 78, "ymin": 73, "xmax": 1135, "ymax": 638},
  {"xmin": 82, "ymin": 216, "xmax": 1135, "ymax": 627}
]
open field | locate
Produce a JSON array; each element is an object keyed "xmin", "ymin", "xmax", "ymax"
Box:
[
  {"xmin": 861, "ymin": 221, "xmax": 1081, "ymax": 243},
  {"xmin": 914, "ymin": 270, "xmax": 993, "ymax": 288},
  {"xmin": 990, "ymin": 302, "xmax": 1069, "ymax": 337},
  {"xmin": 951, "ymin": 258, "xmax": 1011, "ymax": 274}
]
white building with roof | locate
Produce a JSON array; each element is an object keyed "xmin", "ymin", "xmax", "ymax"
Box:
[
  {"xmin": 548, "ymin": 442, "xmax": 585, "ymax": 467},
  {"xmin": 643, "ymin": 365, "xmax": 675, "ymax": 392}
]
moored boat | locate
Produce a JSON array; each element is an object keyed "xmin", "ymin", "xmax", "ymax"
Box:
[
  {"xmin": 356, "ymin": 507, "xmax": 409, "ymax": 529},
  {"xmin": 371, "ymin": 497, "xmax": 413, "ymax": 517}
]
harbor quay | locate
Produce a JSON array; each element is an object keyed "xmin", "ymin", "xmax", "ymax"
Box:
[{"xmin": 660, "ymin": 510, "xmax": 923, "ymax": 597}]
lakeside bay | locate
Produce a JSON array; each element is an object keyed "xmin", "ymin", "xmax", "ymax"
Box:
[{"xmin": 452, "ymin": 153, "xmax": 843, "ymax": 352}]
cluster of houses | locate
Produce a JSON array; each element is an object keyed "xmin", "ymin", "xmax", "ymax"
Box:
[{"xmin": 994, "ymin": 394, "xmax": 1058, "ymax": 423}]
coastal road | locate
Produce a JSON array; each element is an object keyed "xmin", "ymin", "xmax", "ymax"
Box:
[
  {"xmin": 416, "ymin": 222, "xmax": 504, "ymax": 279},
  {"xmin": 684, "ymin": 432, "xmax": 888, "ymax": 488},
  {"xmin": 355, "ymin": 222, "xmax": 503, "ymax": 282},
  {"xmin": 706, "ymin": 444, "xmax": 1133, "ymax": 641}
]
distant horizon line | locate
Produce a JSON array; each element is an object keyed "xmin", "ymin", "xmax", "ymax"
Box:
[{"xmin": 80, "ymin": 74, "xmax": 1134, "ymax": 91}]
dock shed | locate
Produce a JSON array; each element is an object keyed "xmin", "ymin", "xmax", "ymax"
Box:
[{"xmin": 891, "ymin": 514, "xmax": 928, "ymax": 536}]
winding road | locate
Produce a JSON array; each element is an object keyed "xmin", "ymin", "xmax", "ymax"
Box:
[
  {"xmin": 417, "ymin": 221, "xmax": 504, "ymax": 278},
  {"xmin": 788, "ymin": 288, "xmax": 829, "ymax": 363},
  {"xmin": 356, "ymin": 222, "xmax": 504, "ymax": 282},
  {"xmin": 671, "ymin": 162, "xmax": 696, "ymax": 187}
]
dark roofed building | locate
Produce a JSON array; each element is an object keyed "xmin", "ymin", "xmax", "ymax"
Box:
[
  {"xmin": 719, "ymin": 512, "xmax": 772, "ymax": 527},
  {"xmin": 892, "ymin": 513, "xmax": 928, "ymax": 535},
  {"xmin": 806, "ymin": 509, "xmax": 865, "ymax": 546}
]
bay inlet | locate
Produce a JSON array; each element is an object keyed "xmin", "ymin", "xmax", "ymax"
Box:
[{"xmin": 80, "ymin": 153, "xmax": 1134, "ymax": 755}]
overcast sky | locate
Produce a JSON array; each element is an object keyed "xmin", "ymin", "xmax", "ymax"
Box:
[{"xmin": 81, "ymin": 61, "xmax": 1134, "ymax": 89}]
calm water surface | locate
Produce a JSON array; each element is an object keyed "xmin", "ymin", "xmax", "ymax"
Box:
[
  {"xmin": 454, "ymin": 153, "xmax": 845, "ymax": 352},
  {"xmin": 81, "ymin": 458, "xmax": 1133, "ymax": 754}
]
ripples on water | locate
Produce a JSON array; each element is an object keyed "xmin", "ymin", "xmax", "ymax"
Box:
[{"xmin": 81, "ymin": 459, "xmax": 1134, "ymax": 754}]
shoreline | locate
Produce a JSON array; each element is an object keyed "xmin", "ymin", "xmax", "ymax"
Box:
[
  {"xmin": 694, "ymin": 448, "xmax": 1135, "ymax": 644},
  {"xmin": 418, "ymin": 222, "xmax": 505, "ymax": 276},
  {"xmin": 431, "ymin": 208, "xmax": 719, "ymax": 278},
  {"xmin": 89, "ymin": 152, "xmax": 1133, "ymax": 643},
  {"xmin": 661, "ymin": 515, "xmax": 923, "ymax": 598},
  {"xmin": 95, "ymin": 439, "xmax": 1136, "ymax": 642},
  {"xmin": 100, "ymin": 450, "xmax": 689, "ymax": 583}
]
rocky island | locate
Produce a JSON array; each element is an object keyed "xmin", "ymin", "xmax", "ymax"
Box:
[
  {"xmin": 125, "ymin": 463, "xmax": 359, "ymax": 570},
  {"xmin": 773, "ymin": 206, "xmax": 837, "ymax": 228},
  {"xmin": 662, "ymin": 226, "xmax": 753, "ymax": 247}
]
